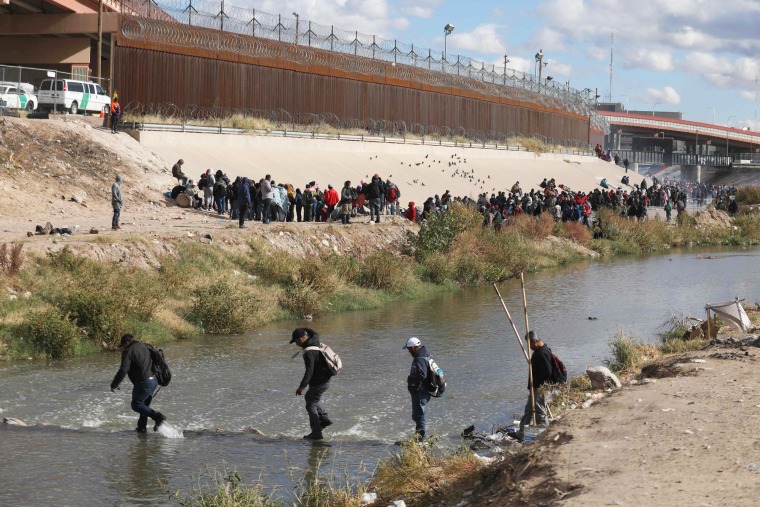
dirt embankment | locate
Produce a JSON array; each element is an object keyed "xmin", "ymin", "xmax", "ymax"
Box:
[{"xmin": 466, "ymin": 336, "xmax": 760, "ymax": 506}]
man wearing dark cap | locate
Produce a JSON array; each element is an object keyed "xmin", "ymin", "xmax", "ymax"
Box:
[
  {"xmin": 290, "ymin": 328, "xmax": 333, "ymax": 440},
  {"xmin": 514, "ymin": 331, "xmax": 553, "ymax": 440},
  {"xmin": 110, "ymin": 334, "xmax": 166, "ymax": 433},
  {"xmin": 404, "ymin": 337, "xmax": 432, "ymax": 440}
]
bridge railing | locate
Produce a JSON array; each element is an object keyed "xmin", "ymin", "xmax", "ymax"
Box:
[
  {"xmin": 672, "ymin": 153, "xmax": 732, "ymax": 167},
  {"xmin": 602, "ymin": 113, "xmax": 760, "ymax": 145}
]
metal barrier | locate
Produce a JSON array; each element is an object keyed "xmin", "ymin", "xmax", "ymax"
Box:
[
  {"xmin": 117, "ymin": 2, "xmax": 609, "ymax": 135},
  {"xmin": 127, "ymin": 120, "xmax": 595, "ymax": 156}
]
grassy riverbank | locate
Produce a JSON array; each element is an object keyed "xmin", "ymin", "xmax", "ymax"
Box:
[{"xmin": 1, "ymin": 203, "xmax": 759, "ymax": 361}]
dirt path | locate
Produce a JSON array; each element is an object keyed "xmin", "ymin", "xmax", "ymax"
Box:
[{"xmin": 507, "ymin": 341, "xmax": 760, "ymax": 506}]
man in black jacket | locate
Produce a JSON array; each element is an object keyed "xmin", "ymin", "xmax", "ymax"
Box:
[
  {"xmin": 404, "ymin": 337, "xmax": 432, "ymax": 440},
  {"xmin": 290, "ymin": 328, "xmax": 333, "ymax": 440},
  {"xmin": 365, "ymin": 174, "xmax": 383, "ymax": 224},
  {"xmin": 515, "ymin": 331, "xmax": 553, "ymax": 440},
  {"xmin": 110, "ymin": 334, "xmax": 166, "ymax": 433}
]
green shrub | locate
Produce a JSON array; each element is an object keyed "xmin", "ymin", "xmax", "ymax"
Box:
[
  {"xmin": 736, "ymin": 185, "xmax": 760, "ymax": 205},
  {"xmin": 279, "ymin": 281, "xmax": 322, "ymax": 318},
  {"xmin": 168, "ymin": 469, "xmax": 283, "ymax": 507},
  {"xmin": 62, "ymin": 290, "xmax": 131, "ymax": 344},
  {"xmin": 20, "ymin": 309, "xmax": 80, "ymax": 359},
  {"xmin": 421, "ymin": 252, "xmax": 453, "ymax": 284},
  {"xmin": 189, "ymin": 280, "xmax": 256, "ymax": 334},
  {"xmin": 356, "ymin": 251, "xmax": 412, "ymax": 293},
  {"xmin": 412, "ymin": 203, "xmax": 478, "ymax": 261}
]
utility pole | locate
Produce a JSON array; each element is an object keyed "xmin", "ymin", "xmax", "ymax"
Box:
[
  {"xmin": 97, "ymin": 0, "xmax": 103, "ymax": 79},
  {"xmin": 609, "ymin": 32, "xmax": 613, "ymax": 102}
]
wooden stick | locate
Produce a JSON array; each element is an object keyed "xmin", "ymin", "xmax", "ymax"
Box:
[
  {"xmin": 493, "ymin": 283, "xmax": 529, "ymax": 362},
  {"xmin": 520, "ymin": 271, "xmax": 537, "ymax": 426}
]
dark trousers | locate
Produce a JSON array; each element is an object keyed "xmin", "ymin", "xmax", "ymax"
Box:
[
  {"xmin": 296, "ymin": 203, "xmax": 303, "ymax": 222},
  {"xmin": 111, "ymin": 114, "xmax": 119, "ymax": 133},
  {"xmin": 112, "ymin": 206, "xmax": 120, "ymax": 228},
  {"xmin": 262, "ymin": 199, "xmax": 272, "ymax": 223},
  {"xmin": 239, "ymin": 202, "xmax": 248, "ymax": 227},
  {"xmin": 131, "ymin": 378, "xmax": 158, "ymax": 431},
  {"xmin": 410, "ymin": 389, "xmax": 431, "ymax": 439},
  {"xmin": 303, "ymin": 204, "xmax": 313, "ymax": 222},
  {"xmin": 305, "ymin": 381, "xmax": 330, "ymax": 433}
]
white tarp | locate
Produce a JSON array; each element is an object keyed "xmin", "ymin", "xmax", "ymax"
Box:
[{"xmin": 706, "ymin": 298, "xmax": 752, "ymax": 332}]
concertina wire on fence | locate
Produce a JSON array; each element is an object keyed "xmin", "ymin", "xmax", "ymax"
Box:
[{"xmin": 118, "ymin": 0, "xmax": 609, "ymax": 135}]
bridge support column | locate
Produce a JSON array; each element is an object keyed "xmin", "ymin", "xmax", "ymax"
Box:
[
  {"xmin": 680, "ymin": 165, "xmax": 701, "ymax": 182},
  {"xmin": 633, "ymin": 162, "xmax": 639, "ymax": 174}
]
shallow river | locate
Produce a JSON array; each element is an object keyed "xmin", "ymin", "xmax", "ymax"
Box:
[{"xmin": 2, "ymin": 247, "xmax": 759, "ymax": 505}]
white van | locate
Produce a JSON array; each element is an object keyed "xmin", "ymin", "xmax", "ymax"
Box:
[
  {"xmin": 0, "ymin": 85, "xmax": 37, "ymax": 111},
  {"xmin": 37, "ymin": 79, "xmax": 111, "ymax": 115}
]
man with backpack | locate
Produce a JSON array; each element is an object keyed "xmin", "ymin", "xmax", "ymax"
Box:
[
  {"xmin": 513, "ymin": 331, "xmax": 564, "ymax": 441},
  {"xmin": 110, "ymin": 334, "xmax": 166, "ymax": 433},
  {"xmin": 290, "ymin": 328, "xmax": 335, "ymax": 440},
  {"xmin": 404, "ymin": 337, "xmax": 435, "ymax": 441}
]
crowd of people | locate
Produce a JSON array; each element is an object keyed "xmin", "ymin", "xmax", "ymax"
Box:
[{"xmin": 164, "ymin": 157, "xmax": 743, "ymax": 234}]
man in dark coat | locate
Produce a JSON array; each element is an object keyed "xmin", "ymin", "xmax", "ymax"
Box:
[
  {"xmin": 237, "ymin": 177, "xmax": 251, "ymax": 228},
  {"xmin": 404, "ymin": 337, "xmax": 432, "ymax": 440},
  {"xmin": 290, "ymin": 328, "xmax": 333, "ymax": 440},
  {"xmin": 110, "ymin": 334, "xmax": 166, "ymax": 433},
  {"xmin": 515, "ymin": 331, "xmax": 554, "ymax": 440}
]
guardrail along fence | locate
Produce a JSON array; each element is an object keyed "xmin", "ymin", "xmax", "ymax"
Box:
[{"xmin": 113, "ymin": 1, "xmax": 608, "ymax": 145}]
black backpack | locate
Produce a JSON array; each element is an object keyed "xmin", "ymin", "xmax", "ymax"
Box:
[
  {"xmin": 147, "ymin": 344, "xmax": 172, "ymax": 387},
  {"xmin": 550, "ymin": 352, "xmax": 567, "ymax": 384}
]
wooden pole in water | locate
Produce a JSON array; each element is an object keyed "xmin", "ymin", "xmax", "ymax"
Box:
[
  {"xmin": 493, "ymin": 283, "xmax": 529, "ymax": 361},
  {"xmin": 520, "ymin": 271, "xmax": 537, "ymax": 425},
  {"xmin": 706, "ymin": 307, "xmax": 711, "ymax": 340}
]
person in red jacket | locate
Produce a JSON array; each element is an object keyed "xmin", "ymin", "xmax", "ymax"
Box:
[
  {"xmin": 324, "ymin": 184, "xmax": 339, "ymax": 215},
  {"xmin": 405, "ymin": 201, "xmax": 417, "ymax": 222}
]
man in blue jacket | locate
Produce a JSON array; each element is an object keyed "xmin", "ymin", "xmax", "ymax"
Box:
[
  {"xmin": 291, "ymin": 328, "xmax": 333, "ymax": 440},
  {"xmin": 404, "ymin": 337, "xmax": 432, "ymax": 441}
]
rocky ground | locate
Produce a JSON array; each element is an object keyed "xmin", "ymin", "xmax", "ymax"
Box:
[{"xmin": 469, "ymin": 334, "xmax": 760, "ymax": 506}]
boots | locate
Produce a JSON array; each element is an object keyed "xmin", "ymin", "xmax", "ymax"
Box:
[
  {"xmin": 152, "ymin": 412, "xmax": 166, "ymax": 431},
  {"xmin": 303, "ymin": 431, "xmax": 323, "ymax": 440},
  {"xmin": 319, "ymin": 416, "xmax": 333, "ymax": 428}
]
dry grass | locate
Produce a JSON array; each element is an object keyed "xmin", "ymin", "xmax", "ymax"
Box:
[
  {"xmin": 371, "ymin": 438, "xmax": 482, "ymax": 506},
  {"xmin": 0, "ymin": 242, "xmax": 24, "ymax": 277}
]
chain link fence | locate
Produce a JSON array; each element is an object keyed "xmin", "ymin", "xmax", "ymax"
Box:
[
  {"xmin": 116, "ymin": 0, "xmax": 609, "ymax": 134},
  {"xmin": 0, "ymin": 65, "xmax": 111, "ymax": 115}
]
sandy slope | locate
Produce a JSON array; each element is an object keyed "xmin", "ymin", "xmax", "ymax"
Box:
[
  {"xmin": 135, "ymin": 130, "xmax": 632, "ymax": 207},
  {"xmin": 486, "ymin": 340, "xmax": 760, "ymax": 506}
]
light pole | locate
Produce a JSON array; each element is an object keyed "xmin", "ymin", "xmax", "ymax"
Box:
[
  {"xmin": 444, "ymin": 23, "xmax": 455, "ymax": 62},
  {"xmin": 652, "ymin": 102, "xmax": 661, "ymax": 116},
  {"xmin": 534, "ymin": 49, "xmax": 544, "ymax": 83},
  {"xmin": 727, "ymin": 115, "xmax": 736, "ymax": 157},
  {"xmin": 706, "ymin": 106, "xmax": 715, "ymax": 125},
  {"xmin": 292, "ymin": 12, "xmax": 299, "ymax": 44}
]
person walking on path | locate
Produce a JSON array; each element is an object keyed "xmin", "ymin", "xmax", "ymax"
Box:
[
  {"xmin": 110, "ymin": 334, "xmax": 166, "ymax": 433},
  {"xmin": 110, "ymin": 95, "xmax": 121, "ymax": 134},
  {"xmin": 111, "ymin": 174, "xmax": 123, "ymax": 231},
  {"xmin": 515, "ymin": 331, "xmax": 553, "ymax": 440},
  {"xmin": 404, "ymin": 337, "xmax": 432, "ymax": 441},
  {"xmin": 290, "ymin": 328, "xmax": 333, "ymax": 440}
]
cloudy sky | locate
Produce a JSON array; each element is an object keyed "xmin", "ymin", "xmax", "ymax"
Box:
[{"xmin": 245, "ymin": 0, "xmax": 760, "ymax": 129}]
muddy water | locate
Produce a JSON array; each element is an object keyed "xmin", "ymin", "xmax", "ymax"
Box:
[{"xmin": 1, "ymin": 247, "xmax": 759, "ymax": 505}]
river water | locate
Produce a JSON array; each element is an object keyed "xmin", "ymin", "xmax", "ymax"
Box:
[{"xmin": 2, "ymin": 247, "xmax": 759, "ymax": 505}]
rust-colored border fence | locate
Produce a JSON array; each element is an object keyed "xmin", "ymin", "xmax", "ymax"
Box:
[{"xmin": 114, "ymin": 7, "xmax": 608, "ymax": 146}]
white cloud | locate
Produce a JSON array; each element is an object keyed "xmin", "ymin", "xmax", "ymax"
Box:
[
  {"xmin": 680, "ymin": 52, "xmax": 760, "ymax": 89},
  {"xmin": 546, "ymin": 60, "xmax": 571, "ymax": 77},
  {"xmin": 447, "ymin": 24, "xmax": 507, "ymax": 55},
  {"xmin": 624, "ymin": 48, "xmax": 674, "ymax": 72},
  {"xmin": 646, "ymin": 86, "xmax": 681, "ymax": 105},
  {"xmin": 740, "ymin": 91, "xmax": 757, "ymax": 101},
  {"xmin": 249, "ymin": 0, "xmax": 404, "ymax": 37},
  {"xmin": 401, "ymin": 6, "xmax": 433, "ymax": 18}
]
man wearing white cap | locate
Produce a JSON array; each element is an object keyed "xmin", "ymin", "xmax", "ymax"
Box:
[{"xmin": 403, "ymin": 337, "xmax": 432, "ymax": 440}]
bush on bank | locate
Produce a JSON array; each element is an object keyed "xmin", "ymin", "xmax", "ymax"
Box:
[{"xmin": 2, "ymin": 202, "xmax": 760, "ymax": 361}]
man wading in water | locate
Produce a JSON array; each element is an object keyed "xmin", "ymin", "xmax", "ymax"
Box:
[
  {"xmin": 291, "ymin": 328, "xmax": 333, "ymax": 440},
  {"xmin": 404, "ymin": 337, "xmax": 432, "ymax": 441},
  {"xmin": 110, "ymin": 334, "xmax": 166, "ymax": 433},
  {"xmin": 513, "ymin": 331, "xmax": 553, "ymax": 441}
]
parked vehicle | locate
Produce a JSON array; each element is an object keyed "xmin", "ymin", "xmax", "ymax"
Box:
[
  {"xmin": 37, "ymin": 79, "xmax": 110, "ymax": 114},
  {"xmin": 0, "ymin": 85, "xmax": 37, "ymax": 111},
  {"xmin": 0, "ymin": 81, "xmax": 36, "ymax": 95}
]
